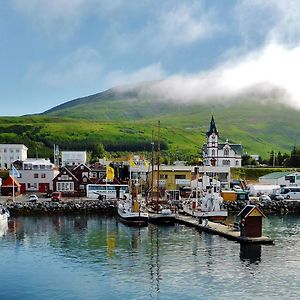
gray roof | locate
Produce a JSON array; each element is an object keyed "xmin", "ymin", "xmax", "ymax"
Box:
[
  {"xmin": 259, "ymin": 171, "xmax": 292, "ymax": 180},
  {"xmin": 202, "ymin": 143, "xmax": 243, "ymax": 155}
]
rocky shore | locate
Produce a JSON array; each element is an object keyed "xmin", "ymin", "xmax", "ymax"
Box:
[
  {"xmin": 4, "ymin": 198, "xmax": 300, "ymax": 217},
  {"xmin": 224, "ymin": 199, "xmax": 300, "ymax": 214},
  {"xmin": 6, "ymin": 200, "xmax": 118, "ymax": 216}
]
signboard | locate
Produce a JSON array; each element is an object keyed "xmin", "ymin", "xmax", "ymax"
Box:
[{"xmin": 176, "ymin": 179, "xmax": 191, "ymax": 185}]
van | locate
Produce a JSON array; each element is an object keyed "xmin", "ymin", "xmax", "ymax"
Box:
[
  {"xmin": 51, "ymin": 192, "xmax": 62, "ymax": 202},
  {"xmin": 280, "ymin": 187, "xmax": 300, "ymax": 199}
]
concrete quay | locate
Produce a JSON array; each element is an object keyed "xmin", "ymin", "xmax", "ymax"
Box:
[{"xmin": 176, "ymin": 215, "xmax": 274, "ymax": 245}]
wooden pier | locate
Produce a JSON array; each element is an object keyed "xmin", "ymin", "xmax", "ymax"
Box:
[{"xmin": 175, "ymin": 215, "xmax": 274, "ymax": 245}]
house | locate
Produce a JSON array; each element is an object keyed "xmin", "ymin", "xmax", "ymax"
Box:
[
  {"xmin": 52, "ymin": 167, "xmax": 79, "ymax": 195},
  {"xmin": 1, "ymin": 175, "xmax": 21, "ymax": 196},
  {"xmin": 61, "ymin": 151, "xmax": 87, "ymax": 167},
  {"xmin": 0, "ymin": 144, "xmax": 28, "ymax": 169},
  {"xmin": 52, "ymin": 163, "xmax": 94, "ymax": 196},
  {"xmin": 259, "ymin": 171, "xmax": 300, "ymax": 186},
  {"xmin": 202, "ymin": 116, "xmax": 243, "ymax": 168},
  {"xmin": 16, "ymin": 158, "xmax": 59, "ymax": 193}
]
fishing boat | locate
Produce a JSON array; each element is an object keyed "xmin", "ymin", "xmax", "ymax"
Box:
[
  {"xmin": 148, "ymin": 121, "xmax": 176, "ymax": 225},
  {"xmin": 182, "ymin": 189, "xmax": 228, "ymax": 221},
  {"xmin": 117, "ymin": 187, "xmax": 148, "ymax": 227}
]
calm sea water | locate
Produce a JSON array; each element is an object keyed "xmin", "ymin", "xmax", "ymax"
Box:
[{"xmin": 0, "ymin": 214, "xmax": 299, "ymax": 300}]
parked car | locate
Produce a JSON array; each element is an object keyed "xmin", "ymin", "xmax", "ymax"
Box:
[
  {"xmin": 28, "ymin": 194, "xmax": 38, "ymax": 203},
  {"xmin": 259, "ymin": 194, "xmax": 272, "ymax": 203},
  {"xmin": 269, "ymin": 193, "xmax": 285, "ymax": 201},
  {"xmin": 51, "ymin": 192, "xmax": 62, "ymax": 202}
]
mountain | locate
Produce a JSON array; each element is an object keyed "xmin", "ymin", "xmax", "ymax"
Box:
[
  {"xmin": 40, "ymin": 82, "xmax": 300, "ymax": 157},
  {"xmin": 0, "ymin": 82, "xmax": 298, "ymax": 159}
]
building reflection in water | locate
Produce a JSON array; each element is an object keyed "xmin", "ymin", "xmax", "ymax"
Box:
[{"xmin": 240, "ymin": 243, "xmax": 261, "ymax": 264}]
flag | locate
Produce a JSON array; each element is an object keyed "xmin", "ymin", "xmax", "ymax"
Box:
[
  {"xmin": 106, "ymin": 165, "xmax": 114, "ymax": 181},
  {"xmin": 10, "ymin": 166, "xmax": 20, "ymax": 178},
  {"xmin": 129, "ymin": 160, "xmax": 136, "ymax": 167}
]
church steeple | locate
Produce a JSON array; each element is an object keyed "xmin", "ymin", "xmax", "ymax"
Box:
[{"xmin": 206, "ymin": 115, "xmax": 218, "ymax": 137}]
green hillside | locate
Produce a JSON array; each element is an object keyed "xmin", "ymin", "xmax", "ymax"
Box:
[{"xmin": 0, "ymin": 84, "xmax": 299, "ymax": 160}]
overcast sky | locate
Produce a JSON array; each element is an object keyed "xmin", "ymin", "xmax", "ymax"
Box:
[{"xmin": 1, "ymin": 0, "xmax": 300, "ymax": 115}]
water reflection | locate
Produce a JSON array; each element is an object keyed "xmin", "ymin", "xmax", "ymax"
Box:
[{"xmin": 240, "ymin": 244, "xmax": 261, "ymax": 264}]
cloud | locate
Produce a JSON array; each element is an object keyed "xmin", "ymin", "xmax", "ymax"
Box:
[
  {"xmin": 128, "ymin": 43, "xmax": 300, "ymax": 109},
  {"xmin": 236, "ymin": 0, "xmax": 300, "ymax": 46},
  {"xmin": 151, "ymin": 2, "xmax": 220, "ymax": 47},
  {"xmin": 106, "ymin": 64, "xmax": 166, "ymax": 88},
  {"xmin": 26, "ymin": 47, "xmax": 102, "ymax": 87}
]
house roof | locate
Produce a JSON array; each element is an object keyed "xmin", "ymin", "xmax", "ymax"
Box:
[
  {"xmin": 259, "ymin": 171, "xmax": 292, "ymax": 180},
  {"xmin": 2, "ymin": 175, "xmax": 21, "ymax": 187},
  {"xmin": 202, "ymin": 143, "xmax": 243, "ymax": 155},
  {"xmin": 206, "ymin": 115, "xmax": 219, "ymax": 137},
  {"xmin": 237, "ymin": 205, "xmax": 265, "ymax": 219}
]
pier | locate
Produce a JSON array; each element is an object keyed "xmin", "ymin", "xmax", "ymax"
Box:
[{"xmin": 176, "ymin": 215, "xmax": 274, "ymax": 245}]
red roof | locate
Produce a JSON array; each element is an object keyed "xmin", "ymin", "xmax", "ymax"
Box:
[{"xmin": 2, "ymin": 175, "xmax": 21, "ymax": 187}]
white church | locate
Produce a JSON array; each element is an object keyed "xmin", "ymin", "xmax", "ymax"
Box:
[{"xmin": 202, "ymin": 116, "xmax": 243, "ymax": 168}]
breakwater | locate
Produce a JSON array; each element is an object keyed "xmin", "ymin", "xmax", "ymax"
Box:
[
  {"xmin": 4, "ymin": 199, "xmax": 300, "ymax": 216},
  {"xmin": 6, "ymin": 200, "xmax": 117, "ymax": 216},
  {"xmin": 224, "ymin": 200, "xmax": 300, "ymax": 214}
]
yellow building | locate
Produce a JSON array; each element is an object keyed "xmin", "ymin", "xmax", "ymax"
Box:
[{"xmin": 148, "ymin": 165, "xmax": 194, "ymax": 192}]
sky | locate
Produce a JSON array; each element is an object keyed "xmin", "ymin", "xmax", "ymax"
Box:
[{"xmin": 1, "ymin": 0, "xmax": 300, "ymax": 116}]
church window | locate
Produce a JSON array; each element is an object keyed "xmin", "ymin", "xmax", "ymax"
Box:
[
  {"xmin": 212, "ymin": 149, "xmax": 215, "ymax": 157},
  {"xmin": 224, "ymin": 149, "xmax": 229, "ymax": 156}
]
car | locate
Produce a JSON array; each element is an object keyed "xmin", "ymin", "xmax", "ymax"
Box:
[
  {"xmin": 51, "ymin": 192, "xmax": 62, "ymax": 202},
  {"xmin": 269, "ymin": 193, "xmax": 285, "ymax": 201},
  {"xmin": 28, "ymin": 194, "xmax": 38, "ymax": 203},
  {"xmin": 259, "ymin": 194, "xmax": 272, "ymax": 203}
]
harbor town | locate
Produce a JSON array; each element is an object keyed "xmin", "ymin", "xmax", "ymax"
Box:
[{"xmin": 2, "ymin": 2, "xmax": 300, "ymax": 299}]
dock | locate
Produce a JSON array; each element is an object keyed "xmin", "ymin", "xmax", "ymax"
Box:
[{"xmin": 175, "ymin": 215, "xmax": 274, "ymax": 245}]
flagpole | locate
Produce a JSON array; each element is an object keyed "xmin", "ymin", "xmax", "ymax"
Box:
[{"xmin": 12, "ymin": 170, "xmax": 14, "ymax": 203}]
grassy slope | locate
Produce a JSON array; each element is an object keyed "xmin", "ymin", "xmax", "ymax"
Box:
[{"xmin": 0, "ymin": 85, "xmax": 299, "ymax": 158}]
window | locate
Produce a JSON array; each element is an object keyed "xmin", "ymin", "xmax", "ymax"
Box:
[
  {"xmin": 236, "ymin": 160, "xmax": 239, "ymax": 166},
  {"xmin": 224, "ymin": 149, "xmax": 229, "ymax": 156},
  {"xmin": 57, "ymin": 182, "xmax": 74, "ymax": 192},
  {"xmin": 16, "ymin": 149, "xmax": 19, "ymax": 153},
  {"xmin": 41, "ymin": 173, "xmax": 46, "ymax": 178},
  {"xmin": 175, "ymin": 174, "xmax": 186, "ymax": 179},
  {"xmin": 212, "ymin": 149, "xmax": 215, "ymax": 157},
  {"xmin": 3, "ymin": 149, "xmax": 6, "ymax": 153},
  {"xmin": 10, "ymin": 150, "xmax": 14, "ymax": 153},
  {"xmin": 34, "ymin": 173, "xmax": 38, "ymax": 178},
  {"xmin": 160, "ymin": 174, "xmax": 168, "ymax": 179}
]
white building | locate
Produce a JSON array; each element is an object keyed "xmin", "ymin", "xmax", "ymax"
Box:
[
  {"xmin": 0, "ymin": 144, "xmax": 28, "ymax": 169},
  {"xmin": 202, "ymin": 116, "xmax": 243, "ymax": 168},
  {"xmin": 259, "ymin": 171, "xmax": 300, "ymax": 186},
  {"xmin": 61, "ymin": 151, "xmax": 87, "ymax": 167},
  {"xmin": 18, "ymin": 158, "xmax": 59, "ymax": 193}
]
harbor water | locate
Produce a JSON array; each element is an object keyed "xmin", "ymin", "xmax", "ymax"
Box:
[{"xmin": 0, "ymin": 214, "xmax": 299, "ymax": 300}]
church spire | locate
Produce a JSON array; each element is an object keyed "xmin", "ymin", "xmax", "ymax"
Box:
[{"xmin": 206, "ymin": 115, "xmax": 218, "ymax": 137}]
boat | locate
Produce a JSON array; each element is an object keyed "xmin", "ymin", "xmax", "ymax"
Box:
[
  {"xmin": 117, "ymin": 187, "xmax": 148, "ymax": 227},
  {"xmin": 0, "ymin": 205, "xmax": 10, "ymax": 227},
  {"xmin": 182, "ymin": 190, "xmax": 228, "ymax": 221},
  {"xmin": 147, "ymin": 121, "xmax": 176, "ymax": 225}
]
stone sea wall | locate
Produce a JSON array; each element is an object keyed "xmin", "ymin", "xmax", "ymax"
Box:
[
  {"xmin": 224, "ymin": 200, "xmax": 300, "ymax": 214},
  {"xmin": 7, "ymin": 200, "xmax": 118, "ymax": 216}
]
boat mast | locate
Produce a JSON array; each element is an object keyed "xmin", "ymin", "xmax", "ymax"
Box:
[
  {"xmin": 156, "ymin": 120, "xmax": 160, "ymax": 213},
  {"xmin": 151, "ymin": 130, "xmax": 154, "ymax": 204}
]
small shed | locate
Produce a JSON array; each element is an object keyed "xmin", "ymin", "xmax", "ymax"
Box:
[
  {"xmin": 1, "ymin": 175, "xmax": 21, "ymax": 196},
  {"xmin": 238, "ymin": 205, "xmax": 266, "ymax": 238}
]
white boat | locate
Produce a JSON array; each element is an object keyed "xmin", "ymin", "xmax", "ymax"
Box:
[
  {"xmin": 0, "ymin": 206, "xmax": 10, "ymax": 228},
  {"xmin": 117, "ymin": 198, "xmax": 148, "ymax": 227},
  {"xmin": 148, "ymin": 207, "xmax": 176, "ymax": 225},
  {"xmin": 182, "ymin": 191, "xmax": 228, "ymax": 221}
]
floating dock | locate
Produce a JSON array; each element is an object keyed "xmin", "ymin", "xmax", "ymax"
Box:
[{"xmin": 175, "ymin": 215, "xmax": 274, "ymax": 245}]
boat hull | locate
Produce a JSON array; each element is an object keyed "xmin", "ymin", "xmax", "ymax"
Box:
[
  {"xmin": 148, "ymin": 212, "xmax": 176, "ymax": 225},
  {"xmin": 117, "ymin": 208, "xmax": 148, "ymax": 227}
]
